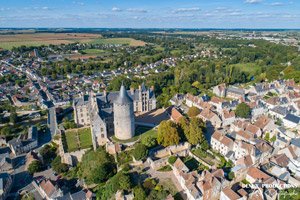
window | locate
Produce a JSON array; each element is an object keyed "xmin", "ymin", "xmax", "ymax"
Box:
[
  {"xmin": 101, "ymin": 128, "xmax": 103, "ymax": 132},
  {"xmin": 81, "ymin": 113, "xmax": 83, "ymax": 117},
  {"xmin": 101, "ymin": 134, "xmax": 104, "ymax": 138},
  {"xmin": 82, "ymin": 119, "xmax": 84, "ymax": 123}
]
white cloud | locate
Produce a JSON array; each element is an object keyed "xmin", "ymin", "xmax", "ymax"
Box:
[
  {"xmin": 126, "ymin": 8, "xmax": 147, "ymax": 13},
  {"xmin": 72, "ymin": 2, "xmax": 85, "ymax": 6},
  {"xmin": 244, "ymin": 0, "xmax": 262, "ymax": 4},
  {"xmin": 112, "ymin": 7, "xmax": 121, "ymax": 12},
  {"xmin": 172, "ymin": 8, "xmax": 201, "ymax": 13},
  {"xmin": 229, "ymin": 12, "xmax": 242, "ymax": 16},
  {"xmin": 270, "ymin": 2, "xmax": 284, "ymax": 6}
]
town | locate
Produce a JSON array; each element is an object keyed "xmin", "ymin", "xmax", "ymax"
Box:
[{"xmin": 0, "ymin": 28, "xmax": 299, "ymax": 200}]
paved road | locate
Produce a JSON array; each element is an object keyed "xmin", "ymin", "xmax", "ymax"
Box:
[{"xmin": 48, "ymin": 106, "xmax": 58, "ymax": 138}]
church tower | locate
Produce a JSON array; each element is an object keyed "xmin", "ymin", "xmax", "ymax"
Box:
[{"xmin": 114, "ymin": 84, "xmax": 135, "ymax": 140}]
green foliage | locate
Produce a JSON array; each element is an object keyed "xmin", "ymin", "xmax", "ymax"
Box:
[
  {"xmin": 40, "ymin": 144, "xmax": 57, "ymax": 165},
  {"xmin": 187, "ymin": 106, "xmax": 201, "ymax": 117},
  {"xmin": 264, "ymin": 133, "xmax": 270, "ymax": 141},
  {"xmin": 168, "ymin": 156, "xmax": 177, "ymax": 165},
  {"xmin": 10, "ymin": 106, "xmax": 18, "ymax": 124},
  {"xmin": 235, "ymin": 103, "xmax": 251, "ymax": 118},
  {"xmin": 133, "ymin": 143, "xmax": 148, "ymax": 161},
  {"xmin": 79, "ymin": 146, "xmax": 116, "ymax": 184},
  {"xmin": 201, "ymin": 140, "xmax": 209, "ymax": 151},
  {"xmin": 157, "ymin": 165, "xmax": 172, "ymax": 172},
  {"xmin": 270, "ymin": 136, "xmax": 277, "ymax": 142},
  {"xmin": 228, "ymin": 171, "xmax": 235, "ymax": 180},
  {"xmin": 117, "ymin": 150, "xmax": 133, "ymax": 166},
  {"xmin": 119, "ymin": 173, "xmax": 131, "ymax": 190},
  {"xmin": 1, "ymin": 126, "xmax": 11, "ymax": 136},
  {"xmin": 134, "ymin": 186, "xmax": 147, "ymax": 200},
  {"xmin": 141, "ymin": 135, "xmax": 157, "ymax": 148},
  {"xmin": 91, "ymin": 163, "xmax": 115, "ymax": 184},
  {"xmin": 27, "ymin": 160, "xmax": 42, "ymax": 174},
  {"xmin": 157, "ymin": 120, "xmax": 180, "ymax": 147},
  {"xmin": 187, "ymin": 117, "xmax": 205, "ymax": 145},
  {"xmin": 51, "ymin": 156, "xmax": 69, "ymax": 174}
]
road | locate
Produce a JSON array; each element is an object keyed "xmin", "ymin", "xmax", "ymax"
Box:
[{"xmin": 48, "ymin": 105, "xmax": 58, "ymax": 138}]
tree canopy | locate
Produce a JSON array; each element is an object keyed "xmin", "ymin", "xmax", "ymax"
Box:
[
  {"xmin": 187, "ymin": 106, "xmax": 201, "ymax": 117},
  {"xmin": 157, "ymin": 120, "xmax": 180, "ymax": 147},
  {"xmin": 133, "ymin": 143, "xmax": 148, "ymax": 161},
  {"xmin": 235, "ymin": 103, "xmax": 251, "ymax": 118}
]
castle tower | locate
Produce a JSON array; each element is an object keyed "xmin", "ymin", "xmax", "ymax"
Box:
[{"xmin": 114, "ymin": 84, "xmax": 135, "ymax": 140}]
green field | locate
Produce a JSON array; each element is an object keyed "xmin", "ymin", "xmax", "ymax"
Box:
[
  {"xmin": 78, "ymin": 128, "xmax": 93, "ymax": 149},
  {"xmin": 82, "ymin": 49, "xmax": 104, "ymax": 54},
  {"xmin": 65, "ymin": 130, "xmax": 79, "ymax": 152},
  {"xmin": 233, "ymin": 63, "xmax": 262, "ymax": 76},
  {"xmin": 88, "ymin": 38, "xmax": 131, "ymax": 45}
]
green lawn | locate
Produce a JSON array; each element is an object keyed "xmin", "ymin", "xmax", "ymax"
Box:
[
  {"xmin": 183, "ymin": 156, "xmax": 199, "ymax": 171},
  {"xmin": 233, "ymin": 63, "xmax": 262, "ymax": 76},
  {"xmin": 78, "ymin": 128, "xmax": 92, "ymax": 149},
  {"xmin": 82, "ymin": 49, "xmax": 104, "ymax": 54},
  {"xmin": 65, "ymin": 130, "xmax": 79, "ymax": 152},
  {"xmin": 111, "ymin": 126, "xmax": 158, "ymax": 143}
]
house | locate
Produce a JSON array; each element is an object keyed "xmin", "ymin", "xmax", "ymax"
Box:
[
  {"xmin": 232, "ymin": 140, "xmax": 255, "ymax": 161},
  {"xmin": 220, "ymin": 187, "xmax": 245, "ymax": 200},
  {"xmin": 56, "ymin": 189, "xmax": 95, "ymax": 200},
  {"xmin": 198, "ymin": 109, "xmax": 222, "ymax": 128},
  {"xmin": 221, "ymin": 110, "xmax": 235, "ymax": 126},
  {"xmin": 213, "ymin": 83, "xmax": 227, "ymax": 97},
  {"xmin": 234, "ymin": 130, "xmax": 254, "ymax": 143},
  {"xmin": 278, "ymin": 146, "xmax": 297, "ymax": 161},
  {"xmin": 166, "ymin": 107, "xmax": 183, "ymax": 123},
  {"xmin": 270, "ymin": 154, "xmax": 290, "ymax": 168},
  {"xmin": 0, "ymin": 172, "xmax": 13, "ymax": 200},
  {"xmin": 8, "ymin": 126, "xmax": 39, "ymax": 156},
  {"xmin": 38, "ymin": 179, "xmax": 63, "ymax": 200},
  {"xmin": 246, "ymin": 166, "xmax": 271, "ymax": 184},
  {"xmin": 282, "ymin": 114, "xmax": 300, "ymax": 129},
  {"xmin": 276, "ymin": 127, "xmax": 295, "ymax": 140},
  {"xmin": 253, "ymin": 115, "xmax": 275, "ymax": 134},
  {"xmin": 210, "ymin": 131, "xmax": 234, "ymax": 156},
  {"xmin": 290, "ymin": 138, "xmax": 300, "ymax": 157},
  {"xmin": 197, "ymin": 169, "xmax": 224, "ymax": 200},
  {"xmin": 169, "ymin": 94, "xmax": 185, "ymax": 106},
  {"xmin": 269, "ymin": 106, "xmax": 289, "ymax": 120},
  {"xmin": 226, "ymin": 87, "xmax": 245, "ymax": 99}
]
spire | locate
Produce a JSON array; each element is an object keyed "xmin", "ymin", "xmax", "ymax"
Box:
[
  {"xmin": 114, "ymin": 84, "xmax": 133, "ymax": 105},
  {"xmin": 141, "ymin": 82, "xmax": 146, "ymax": 91}
]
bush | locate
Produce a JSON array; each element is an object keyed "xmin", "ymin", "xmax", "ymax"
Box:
[
  {"xmin": 51, "ymin": 156, "xmax": 69, "ymax": 174},
  {"xmin": 27, "ymin": 160, "xmax": 42, "ymax": 174},
  {"xmin": 168, "ymin": 156, "xmax": 177, "ymax": 165},
  {"xmin": 235, "ymin": 103, "xmax": 251, "ymax": 118},
  {"xmin": 228, "ymin": 171, "xmax": 235, "ymax": 180},
  {"xmin": 133, "ymin": 143, "xmax": 148, "ymax": 161},
  {"xmin": 187, "ymin": 106, "xmax": 201, "ymax": 117}
]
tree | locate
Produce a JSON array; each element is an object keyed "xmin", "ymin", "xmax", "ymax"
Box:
[
  {"xmin": 91, "ymin": 163, "xmax": 115, "ymax": 184},
  {"xmin": 134, "ymin": 186, "xmax": 146, "ymax": 200},
  {"xmin": 264, "ymin": 133, "xmax": 270, "ymax": 141},
  {"xmin": 270, "ymin": 136, "xmax": 276, "ymax": 142},
  {"xmin": 141, "ymin": 135, "xmax": 157, "ymax": 148},
  {"xmin": 10, "ymin": 106, "xmax": 17, "ymax": 124},
  {"xmin": 168, "ymin": 156, "xmax": 177, "ymax": 165},
  {"xmin": 186, "ymin": 118, "xmax": 206, "ymax": 145},
  {"xmin": 235, "ymin": 103, "xmax": 251, "ymax": 118},
  {"xmin": 157, "ymin": 120, "xmax": 180, "ymax": 147},
  {"xmin": 119, "ymin": 173, "xmax": 131, "ymax": 190},
  {"xmin": 51, "ymin": 156, "xmax": 69, "ymax": 174},
  {"xmin": 201, "ymin": 140, "xmax": 209, "ymax": 151},
  {"xmin": 1, "ymin": 127, "xmax": 10, "ymax": 136},
  {"xmin": 133, "ymin": 143, "xmax": 148, "ymax": 160},
  {"xmin": 228, "ymin": 171, "xmax": 235, "ymax": 180},
  {"xmin": 27, "ymin": 160, "xmax": 42, "ymax": 174},
  {"xmin": 187, "ymin": 106, "xmax": 201, "ymax": 117}
]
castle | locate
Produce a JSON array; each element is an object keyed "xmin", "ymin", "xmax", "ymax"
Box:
[{"xmin": 73, "ymin": 83, "xmax": 156, "ymax": 149}]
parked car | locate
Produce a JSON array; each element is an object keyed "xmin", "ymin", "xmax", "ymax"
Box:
[{"xmin": 56, "ymin": 175, "xmax": 62, "ymax": 180}]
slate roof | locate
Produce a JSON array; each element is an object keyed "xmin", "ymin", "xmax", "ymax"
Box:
[
  {"xmin": 284, "ymin": 114, "xmax": 300, "ymax": 124},
  {"xmin": 271, "ymin": 106, "xmax": 289, "ymax": 116},
  {"xmin": 114, "ymin": 85, "xmax": 133, "ymax": 105}
]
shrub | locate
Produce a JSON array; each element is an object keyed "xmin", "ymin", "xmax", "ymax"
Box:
[{"xmin": 168, "ymin": 156, "xmax": 177, "ymax": 165}]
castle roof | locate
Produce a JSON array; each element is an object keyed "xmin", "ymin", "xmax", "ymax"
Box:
[{"xmin": 114, "ymin": 84, "xmax": 133, "ymax": 105}]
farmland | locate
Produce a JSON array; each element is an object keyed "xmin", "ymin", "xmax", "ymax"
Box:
[
  {"xmin": 87, "ymin": 37, "xmax": 147, "ymax": 46},
  {"xmin": 0, "ymin": 33, "xmax": 101, "ymax": 50}
]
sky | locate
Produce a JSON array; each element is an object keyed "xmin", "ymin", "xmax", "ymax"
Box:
[{"xmin": 0, "ymin": 0, "xmax": 299, "ymax": 29}]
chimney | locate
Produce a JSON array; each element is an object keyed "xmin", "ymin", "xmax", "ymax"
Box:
[
  {"xmin": 151, "ymin": 85, "xmax": 154, "ymax": 91},
  {"xmin": 139, "ymin": 85, "xmax": 142, "ymax": 90},
  {"xmin": 130, "ymin": 88, "xmax": 134, "ymax": 95},
  {"xmin": 103, "ymin": 89, "xmax": 107, "ymax": 97}
]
